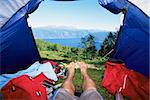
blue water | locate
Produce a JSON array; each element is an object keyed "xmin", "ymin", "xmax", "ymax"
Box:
[{"xmin": 43, "ymin": 38, "xmax": 102, "ymax": 50}]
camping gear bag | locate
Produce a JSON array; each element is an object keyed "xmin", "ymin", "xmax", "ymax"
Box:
[
  {"xmin": 102, "ymin": 60, "xmax": 149, "ymax": 99},
  {"xmin": 1, "ymin": 74, "xmax": 48, "ymax": 100},
  {"xmin": 42, "ymin": 60, "xmax": 61, "ymax": 74}
]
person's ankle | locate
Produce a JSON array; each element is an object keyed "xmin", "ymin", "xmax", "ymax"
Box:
[
  {"xmin": 67, "ymin": 75, "xmax": 74, "ymax": 81},
  {"xmin": 82, "ymin": 73, "xmax": 89, "ymax": 80},
  {"xmin": 80, "ymin": 68, "xmax": 87, "ymax": 75}
]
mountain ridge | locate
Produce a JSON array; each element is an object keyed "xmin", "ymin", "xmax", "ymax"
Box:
[{"xmin": 32, "ymin": 26, "xmax": 109, "ymax": 40}]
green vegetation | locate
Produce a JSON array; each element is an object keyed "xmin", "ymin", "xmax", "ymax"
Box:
[
  {"xmin": 81, "ymin": 34, "xmax": 97, "ymax": 59},
  {"xmin": 35, "ymin": 32, "xmax": 117, "ymax": 64},
  {"xmin": 99, "ymin": 32, "xmax": 117, "ymax": 57},
  {"xmin": 35, "ymin": 32, "xmax": 117, "ymax": 99},
  {"xmin": 35, "ymin": 39, "xmax": 107, "ymax": 65}
]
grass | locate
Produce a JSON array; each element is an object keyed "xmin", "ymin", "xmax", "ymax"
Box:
[
  {"xmin": 35, "ymin": 39, "xmax": 115, "ymax": 99},
  {"xmin": 39, "ymin": 50, "xmax": 107, "ymax": 65},
  {"xmin": 38, "ymin": 51, "xmax": 114, "ymax": 99}
]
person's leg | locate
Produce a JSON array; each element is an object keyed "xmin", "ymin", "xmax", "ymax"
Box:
[
  {"xmin": 62, "ymin": 62, "xmax": 75, "ymax": 96},
  {"xmin": 79, "ymin": 62, "xmax": 96, "ymax": 91},
  {"xmin": 53, "ymin": 63, "xmax": 78, "ymax": 100},
  {"xmin": 79, "ymin": 62, "xmax": 103, "ymax": 100}
]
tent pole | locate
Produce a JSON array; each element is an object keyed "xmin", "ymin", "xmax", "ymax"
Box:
[{"xmin": 104, "ymin": 49, "xmax": 114, "ymax": 58}]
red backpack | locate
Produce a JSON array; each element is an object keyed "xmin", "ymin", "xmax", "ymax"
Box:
[
  {"xmin": 102, "ymin": 60, "xmax": 149, "ymax": 99},
  {"xmin": 1, "ymin": 74, "xmax": 48, "ymax": 100}
]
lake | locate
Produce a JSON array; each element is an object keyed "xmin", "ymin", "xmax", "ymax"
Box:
[{"xmin": 43, "ymin": 38, "xmax": 102, "ymax": 50}]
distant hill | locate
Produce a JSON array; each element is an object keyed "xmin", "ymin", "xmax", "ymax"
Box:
[
  {"xmin": 33, "ymin": 26, "xmax": 109, "ymax": 40},
  {"xmin": 32, "ymin": 26, "xmax": 110, "ymax": 50}
]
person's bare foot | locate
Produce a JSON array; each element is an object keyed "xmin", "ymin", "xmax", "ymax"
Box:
[
  {"xmin": 78, "ymin": 62, "xmax": 88, "ymax": 77},
  {"xmin": 62, "ymin": 62, "xmax": 75, "ymax": 95},
  {"xmin": 79, "ymin": 62, "xmax": 97, "ymax": 91},
  {"xmin": 67, "ymin": 62, "xmax": 75, "ymax": 79}
]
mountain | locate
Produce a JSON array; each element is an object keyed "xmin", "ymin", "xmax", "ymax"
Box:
[
  {"xmin": 32, "ymin": 26, "xmax": 109, "ymax": 40},
  {"xmin": 32, "ymin": 26, "xmax": 110, "ymax": 50}
]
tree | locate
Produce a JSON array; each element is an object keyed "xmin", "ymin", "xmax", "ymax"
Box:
[
  {"xmin": 99, "ymin": 32, "xmax": 117, "ymax": 57},
  {"xmin": 81, "ymin": 34, "xmax": 97, "ymax": 59},
  {"xmin": 53, "ymin": 44, "xmax": 58, "ymax": 51}
]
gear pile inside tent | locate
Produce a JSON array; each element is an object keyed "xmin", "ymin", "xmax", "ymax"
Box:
[{"xmin": 0, "ymin": 0, "xmax": 149, "ymax": 99}]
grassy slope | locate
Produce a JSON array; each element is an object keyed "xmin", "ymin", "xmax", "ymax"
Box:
[{"xmin": 35, "ymin": 39, "xmax": 114, "ymax": 99}]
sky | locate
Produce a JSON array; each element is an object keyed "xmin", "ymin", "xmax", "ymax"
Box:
[{"xmin": 28, "ymin": 0, "xmax": 121, "ymax": 31}]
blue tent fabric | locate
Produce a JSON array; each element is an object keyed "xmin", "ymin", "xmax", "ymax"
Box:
[
  {"xmin": 99, "ymin": 0, "xmax": 149, "ymax": 77},
  {"xmin": 1, "ymin": 0, "xmax": 43, "ymax": 31},
  {"xmin": 0, "ymin": 16, "xmax": 40, "ymax": 74},
  {"xmin": 98, "ymin": 0, "xmax": 128, "ymax": 14},
  {"xmin": 113, "ymin": 3, "xmax": 149, "ymax": 77},
  {"xmin": 0, "ymin": 0, "xmax": 42, "ymax": 74}
]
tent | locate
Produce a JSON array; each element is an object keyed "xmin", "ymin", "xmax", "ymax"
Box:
[
  {"xmin": 0, "ymin": 0, "xmax": 43, "ymax": 74},
  {"xmin": 99, "ymin": 0, "xmax": 149, "ymax": 77},
  {"xmin": 0, "ymin": 0, "xmax": 149, "ymax": 78}
]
